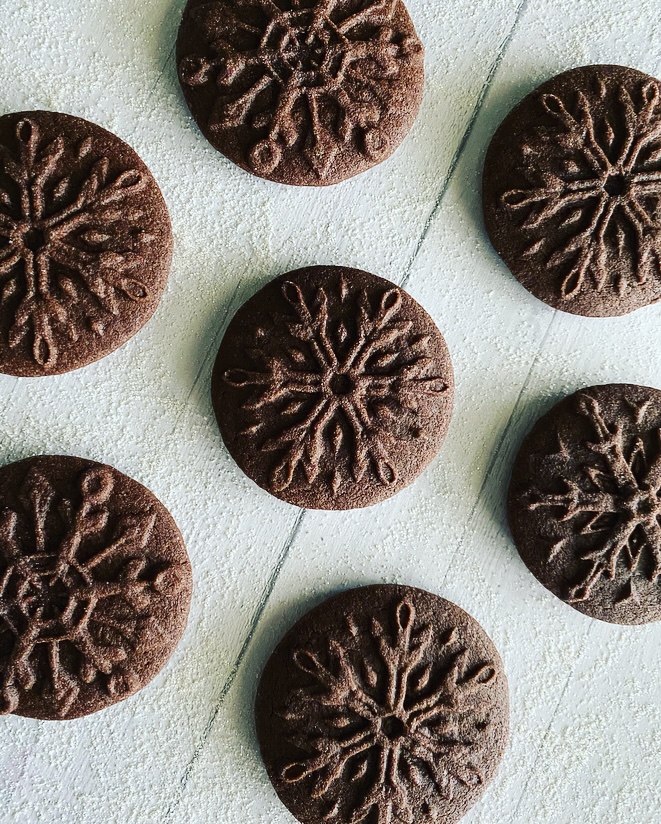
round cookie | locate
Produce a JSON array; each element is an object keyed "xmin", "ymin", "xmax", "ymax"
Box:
[
  {"xmin": 255, "ymin": 584, "xmax": 509, "ymax": 824},
  {"xmin": 0, "ymin": 111, "xmax": 173, "ymax": 376},
  {"xmin": 483, "ymin": 65, "xmax": 661, "ymax": 317},
  {"xmin": 508, "ymin": 384, "xmax": 661, "ymax": 624},
  {"xmin": 0, "ymin": 455, "xmax": 192, "ymax": 719},
  {"xmin": 212, "ymin": 265, "xmax": 454, "ymax": 509},
  {"xmin": 176, "ymin": 0, "xmax": 425, "ymax": 186}
]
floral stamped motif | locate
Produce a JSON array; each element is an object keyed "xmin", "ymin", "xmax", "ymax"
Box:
[
  {"xmin": 178, "ymin": 0, "xmax": 423, "ymax": 181},
  {"xmin": 0, "ymin": 116, "xmax": 154, "ymax": 370},
  {"xmin": 502, "ymin": 75, "xmax": 661, "ymax": 301},
  {"xmin": 279, "ymin": 599, "xmax": 496, "ymax": 823},
  {"xmin": 524, "ymin": 391, "xmax": 661, "ymax": 605},
  {"xmin": 222, "ymin": 276, "xmax": 449, "ymax": 498},
  {"xmin": 0, "ymin": 464, "xmax": 181, "ymax": 717}
]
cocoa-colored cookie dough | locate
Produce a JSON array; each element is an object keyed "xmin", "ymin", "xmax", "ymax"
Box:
[
  {"xmin": 509, "ymin": 384, "xmax": 661, "ymax": 624},
  {"xmin": 483, "ymin": 65, "xmax": 661, "ymax": 317},
  {"xmin": 212, "ymin": 265, "xmax": 454, "ymax": 509},
  {"xmin": 0, "ymin": 110, "xmax": 173, "ymax": 376},
  {"xmin": 176, "ymin": 0, "xmax": 425, "ymax": 186},
  {"xmin": 255, "ymin": 584, "xmax": 509, "ymax": 824},
  {"xmin": 0, "ymin": 455, "xmax": 192, "ymax": 719}
]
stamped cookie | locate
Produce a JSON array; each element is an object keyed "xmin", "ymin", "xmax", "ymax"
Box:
[
  {"xmin": 0, "ymin": 111, "xmax": 173, "ymax": 376},
  {"xmin": 508, "ymin": 384, "xmax": 661, "ymax": 624},
  {"xmin": 212, "ymin": 266, "xmax": 454, "ymax": 509},
  {"xmin": 255, "ymin": 585, "xmax": 509, "ymax": 824},
  {"xmin": 0, "ymin": 455, "xmax": 192, "ymax": 719},
  {"xmin": 176, "ymin": 0, "xmax": 425, "ymax": 186},
  {"xmin": 483, "ymin": 65, "xmax": 661, "ymax": 317}
]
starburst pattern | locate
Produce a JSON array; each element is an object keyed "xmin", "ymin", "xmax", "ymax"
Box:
[
  {"xmin": 279, "ymin": 599, "xmax": 496, "ymax": 824},
  {"xmin": 0, "ymin": 116, "xmax": 153, "ymax": 369},
  {"xmin": 178, "ymin": 0, "xmax": 422, "ymax": 179},
  {"xmin": 525, "ymin": 392, "xmax": 661, "ymax": 604},
  {"xmin": 223, "ymin": 278, "xmax": 448, "ymax": 495},
  {"xmin": 502, "ymin": 78, "xmax": 661, "ymax": 299},
  {"xmin": 0, "ymin": 465, "xmax": 179, "ymax": 717}
]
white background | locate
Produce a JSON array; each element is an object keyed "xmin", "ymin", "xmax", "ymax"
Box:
[{"xmin": 1, "ymin": 0, "xmax": 660, "ymax": 822}]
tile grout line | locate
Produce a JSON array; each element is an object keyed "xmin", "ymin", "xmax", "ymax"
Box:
[
  {"xmin": 435, "ymin": 304, "xmax": 584, "ymax": 822},
  {"xmin": 441, "ymin": 310, "xmax": 559, "ymax": 588},
  {"xmin": 508, "ymin": 622, "xmax": 597, "ymax": 823},
  {"xmin": 400, "ymin": 0, "xmax": 531, "ymax": 291},
  {"xmin": 163, "ymin": 508, "xmax": 306, "ymax": 823},
  {"xmin": 160, "ymin": 0, "xmax": 531, "ymax": 818},
  {"xmin": 170, "ymin": 278, "xmax": 246, "ymax": 433},
  {"xmin": 148, "ymin": 43, "xmax": 176, "ymax": 99}
]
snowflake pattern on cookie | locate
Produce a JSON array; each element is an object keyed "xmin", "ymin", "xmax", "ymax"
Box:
[
  {"xmin": 178, "ymin": 0, "xmax": 423, "ymax": 180},
  {"xmin": 223, "ymin": 277, "xmax": 448, "ymax": 496},
  {"xmin": 280, "ymin": 598, "xmax": 495, "ymax": 824},
  {"xmin": 0, "ymin": 117, "xmax": 154, "ymax": 369},
  {"xmin": 0, "ymin": 465, "xmax": 182, "ymax": 717},
  {"xmin": 502, "ymin": 76, "xmax": 661, "ymax": 300},
  {"xmin": 524, "ymin": 391, "xmax": 661, "ymax": 604}
]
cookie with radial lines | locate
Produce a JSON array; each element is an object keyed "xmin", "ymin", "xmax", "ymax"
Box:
[
  {"xmin": 212, "ymin": 266, "xmax": 454, "ymax": 509},
  {"xmin": 509, "ymin": 384, "xmax": 661, "ymax": 624},
  {"xmin": 0, "ymin": 111, "xmax": 172, "ymax": 375},
  {"xmin": 255, "ymin": 585, "xmax": 509, "ymax": 824},
  {"xmin": 483, "ymin": 65, "xmax": 661, "ymax": 317},
  {"xmin": 0, "ymin": 455, "xmax": 192, "ymax": 719},
  {"xmin": 176, "ymin": 0, "xmax": 424, "ymax": 185}
]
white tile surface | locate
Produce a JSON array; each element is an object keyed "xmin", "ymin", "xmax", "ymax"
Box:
[{"xmin": 1, "ymin": 0, "xmax": 660, "ymax": 822}]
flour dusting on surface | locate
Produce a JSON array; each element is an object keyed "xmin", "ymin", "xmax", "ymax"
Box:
[{"xmin": 1, "ymin": 0, "xmax": 661, "ymax": 822}]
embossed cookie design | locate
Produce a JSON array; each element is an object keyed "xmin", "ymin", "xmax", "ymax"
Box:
[
  {"xmin": 212, "ymin": 266, "xmax": 454, "ymax": 509},
  {"xmin": 483, "ymin": 65, "xmax": 661, "ymax": 317},
  {"xmin": 255, "ymin": 585, "xmax": 509, "ymax": 824},
  {"xmin": 0, "ymin": 456, "xmax": 192, "ymax": 719},
  {"xmin": 0, "ymin": 111, "xmax": 173, "ymax": 375},
  {"xmin": 176, "ymin": 0, "xmax": 425, "ymax": 186},
  {"xmin": 509, "ymin": 384, "xmax": 661, "ymax": 624}
]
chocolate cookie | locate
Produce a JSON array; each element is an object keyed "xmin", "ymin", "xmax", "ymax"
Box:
[
  {"xmin": 483, "ymin": 65, "xmax": 661, "ymax": 317},
  {"xmin": 255, "ymin": 585, "xmax": 509, "ymax": 824},
  {"xmin": 212, "ymin": 266, "xmax": 454, "ymax": 509},
  {"xmin": 508, "ymin": 384, "xmax": 661, "ymax": 624},
  {"xmin": 0, "ymin": 455, "xmax": 192, "ymax": 719},
  {"xmin": 176, "ymin": 0, "xmax": 424, "ymax": 186},
  {"xmin": 0, "ymin": 111, "xmax": 173, "ymax": 376}
]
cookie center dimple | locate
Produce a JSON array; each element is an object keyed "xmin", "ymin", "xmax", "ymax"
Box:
[
  {"xmin": 39, "ymin": 577, "xmax": 71, "ymax": 620},
  {"xmin": 330, "ymin": 372, "xmax": 353, "ymax": 396},
  {"xmin": 21, "ymin": 567, "xmax": 71, "ymax": 621},
  {"xmin": 22, "ymin": 227, "xmax": 46, "ymax": 253},
  {"xmin": 278, "ymin": 26, "xmax": 337, "ymax": 85},
  {"xmin": 295, "ymin": 33, "xmax": 326, "ymax": 70},
  {"xmin": 380, "ymin": 714, "xmax": 407, "ymax": 741},
  {"xmin": 604, "ymin": 173, "xmax": 627, "ymax": 197},
  {"xmin": 633, "ymin": 490, "xmax": 660, "ymax": 519},
  {"xmin": 620, "ymin": 486, "xmax": 661, "ymax": 521}
]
